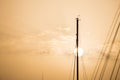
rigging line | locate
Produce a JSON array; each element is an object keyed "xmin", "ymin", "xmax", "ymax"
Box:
[
  {"xmin": 42, "ymin": 72, "xmax": 44, "ymax": 80},
  {"xmin": 73, "ymin": 55, "xmax": 76, "ymax": 80},
  {"xmin": 115, "ymin": 60, "xmax": 120, "ymax": 80},
  {"xmin": 78, "ymin": 58, "xmax": 84, "ymax": 80},
  {"xmin": 91, "ymin": 5, "xmax": 120, "ymax": 80},
  {"xmin": 98, "ymin": 7, "xmax": 120, "ymax": 80},
  {"xmin": 79, "ymin": 57, "xmax": 85, "ymax": 80},
  {"xmin": 99, "ymin": 22, "xmax": 120, "ymax": 80},
  {"xmin": 81, "ymin": 56, "xmax": 88, "ymax": 80},
  {"xmin": 100, "ymin": 22, "xmax": 120, "ymax": 80},
  {"xmin": 79, "ymin": 62, "xmax": 83, "ymax": 80},
  {"xmin": 69, "ymin": 54, "xmax": 75, "ymax": 80},
  {"xmin": 110, "ymin": 50, "xmax": 120, "ymax": 80},
  {"xmin": 91, "ymin": 39, "xmax": 109, "ymax": 80},
  {"xmin": 73, "ymin": 45, "xmax": 77, "ymax": 80},
  {"xmin": 83, "ymin": 57, "xmax": 87, "ymax": 80},
  {"xmin": 99, "ymin": 54, "xmax": 110, "ymax": 80}
]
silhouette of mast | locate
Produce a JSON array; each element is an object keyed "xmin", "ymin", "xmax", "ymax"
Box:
[{"xmin": 76, "ymin": 18, "xmax": 79, "ymax": 80}]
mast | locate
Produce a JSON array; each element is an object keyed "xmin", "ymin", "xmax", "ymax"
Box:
[{"xmin": 76, "ymin": 18, "xmax": 79, "ymax": 80}]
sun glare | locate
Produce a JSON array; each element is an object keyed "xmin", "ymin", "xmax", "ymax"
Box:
[{"xmin": 74, "ymin": 48, "xmax": 84, "ymax": 57}]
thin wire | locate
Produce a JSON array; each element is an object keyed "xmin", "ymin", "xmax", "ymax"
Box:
[
  {"xmin": 99, "ymin": 54, "xmax": 110, "ymax": 80},
  {"xmin": 101, "ymin": 4, "xmax": 120, "ymax": 80},
  {"xmin": 110, "ymin": 50, "xmax": 120, "ymax": 80},
  {"xmin": 115, "ymin": 61, "xmax": 120, "ymax": 80},
  {"xmin": 73, "ymin": 56, "xmax": 76, "ymax": 80},
  {"xmin": 69, "ymin": 54, "xmax": 76, "ymax": 80},
  {"xmin": 91, "ymin": 4, "xmax": 120, "ymax": 80},
  {"xmin": 81, "ymin": 56, "xmax": 88, "ymax": 80},
  {"xmin": 42, "ymin": 72, "xmax": 44, "ymax": 80},
  {"xmin": 91, "ymin": 38, "xmax": 109, "ymax": 80},
  {"xmin": 99, "ymin": 22, "xmax": 120, "ymax": 80},
  {"xmin": 98, "ymin": 6, "xmax": 120, "ymax": 80}
]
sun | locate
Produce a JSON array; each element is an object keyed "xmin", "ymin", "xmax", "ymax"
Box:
[{"xmin": 74, "ymin": 47, "xmax": 84, "ymax": 57}]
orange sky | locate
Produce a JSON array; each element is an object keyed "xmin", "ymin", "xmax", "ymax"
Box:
[{"xmin": 0, "ymin": 0, "xmax": 120, "ymax": 80}]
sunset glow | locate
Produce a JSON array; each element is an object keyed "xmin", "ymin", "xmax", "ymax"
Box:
[
  {"xmin": 74, "ymin": 47, "xmax": 84, "ymax": 57},
  {"xmin": 0, "ymin": 0, "xmax": 120, "ymax": 80}
]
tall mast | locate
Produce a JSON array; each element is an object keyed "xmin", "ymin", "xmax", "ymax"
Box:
[{"xmin": 76, "ymin": 18, "xmax": 79, "ymax": 80}]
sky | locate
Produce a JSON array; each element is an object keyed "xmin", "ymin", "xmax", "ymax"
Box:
[{"xmin": 0, "ymin": 0, "xmax": 120, "ymax": 80}]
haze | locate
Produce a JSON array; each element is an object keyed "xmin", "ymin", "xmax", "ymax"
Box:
[{"xmin": 0, "ymin": 0, "xmax": 120, "ymax": 80}]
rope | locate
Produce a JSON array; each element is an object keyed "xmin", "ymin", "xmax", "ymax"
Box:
[
  {"xmin": 115, "ymin": 61, "xmax": 120, "ymax": 80},
  {"xmin": 99, "ymin": 22, "xmax": 120, "ymax": 80},
  {"xmin": 81, "ymin": 57, "xmax": 88, "ymax": 80},
  {"xmin": 110, "ymin": 50, "xmax": 120, "ymax": 80},
  {"xmin": 69, "ymin": 54, "xmax": 76, "ymax": 80},
  {"xmin": 73, "ymin": 56, "xmax": 76, "ymax": 80},
  {"xmin": 91, "ymin": 4, "xmax": 120, "ymax": 80}
]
